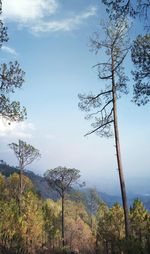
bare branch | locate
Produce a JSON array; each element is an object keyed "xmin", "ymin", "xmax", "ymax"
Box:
[
  {"xmin": 100, "ymin": 99, "xmax": 113, "ymax": 112},
  {"xmin": 92, "ymin": 62, "xmax": 111, "ymax": 68},
  {"xmin": 85, "ymin": 120, "xmax": 114, "ymax": 137},
  {"xmin": 98, "ymin": 73, "xmax": 112, "ymax": 80},
  {"xmin": 113, "ymin": 50, "xmax": 130, "ymax": 72}
]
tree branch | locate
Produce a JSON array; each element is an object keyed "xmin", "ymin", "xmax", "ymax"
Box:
[
  {"xmin": 100, "ymin": 99, "xmax": 113, "ymax": 112},
  {"xmin": 85, "ymin": 120, "xmax": 114, "ymax": 137},
  {"xmin": 98, "ymin": 73, "xmax": 112, "ymax": 80},
  {"xmin": 88, "ymin": 90, "xmax": 112, "ymax": 102}
]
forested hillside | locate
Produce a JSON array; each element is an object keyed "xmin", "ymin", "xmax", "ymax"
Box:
[
  {"xmin": 0, "ymin": 166, "xmax": 150, "ymax": 253},
  {"xmin": 0, "ymin": 162, "xmax": 58, "ymax": 200},
  {"xmin": 1, "ymin": 162, "xmax": 150, "ymax": 212}
]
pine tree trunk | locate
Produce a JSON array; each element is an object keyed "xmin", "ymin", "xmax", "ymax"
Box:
[
  {"xmin": 19, "ymin": 140, "xmax": 23, "ymax": 196},
  {"xmin": 106, "ymin": 240, "xmax": 109, "ymax": 254},
  {"xmin": 61, "ymin": 192, "xmax": 65, "ymax": 247},
  {"xmin": 112, "ymin": 57, "xmax": 130, "ymax": 239},
  {"xmin": 19, "ymin": 161, "xmax": 23, "ymax": 213},
  {"xmin": 19, "ymin": 165, "xmax": 23, "ymax": 195},
  {"xmin": 95, "ymin": 234, "xmax": 99, "ymax": 254}
]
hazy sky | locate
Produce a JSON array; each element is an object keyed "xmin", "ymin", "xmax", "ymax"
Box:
[{"xmin": 0, "ymin": 0, "xmax": 150, "ymax": 193}]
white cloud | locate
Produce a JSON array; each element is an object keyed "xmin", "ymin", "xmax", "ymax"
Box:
[
  {"xmin": 32, "ymin": 6, "xmax": 97, "ymax": 33},
  {"xmin": 0, "ymin": 118, "xmax": 35, "ymax": 139},
  {"xmin": 2, "ymin": 0, "xmax": 97, "ymax": 34},
  {"xmin": 1, "ymin": 45, "xmax": 18, "ymax": 56},
  {"xmin": 3, "ymin": 0, "xmax": 58, "ymax": 23}
]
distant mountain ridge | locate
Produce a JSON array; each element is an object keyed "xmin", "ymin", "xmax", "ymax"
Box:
[{"xmin": 0, "ymin": 162, "xmax": 150, "ymax": 211}]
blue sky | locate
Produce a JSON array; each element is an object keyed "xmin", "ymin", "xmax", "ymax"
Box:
[{"xmin": 0, "ymin": 0, "xmax": 150, "ymax": 194}]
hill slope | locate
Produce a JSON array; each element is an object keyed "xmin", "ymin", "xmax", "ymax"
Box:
[{"xmin": 0, "ymin": 162, "xmax": 150, "ymax": 210}]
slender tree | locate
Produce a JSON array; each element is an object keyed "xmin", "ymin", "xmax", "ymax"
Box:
[
  {"xmin": 97, "ymin": 203, "xmax": 125, "ymax": 253},
  {"xmin": 78, "ymin": 19, "xmax": 130, "ymax": 238},
  {"xmin": 86, "ymin": 188, "xmax": 101, "ymax": 231},
  {"xmin": 102, "ymin": 0, "xmax": 150, "ymax": 104},
  {"xmin": 9, "ymin": 140, "xmax": 41, "ymax": 196},
  {"xmin": 44, "ymin": 166, "xmax": 80, "ymax": 247},
  {"xmin": 0, "ymin": 1, "xmax": 26, "ymax": 123},
  {"xmin": 130, "ymin": 199, "xmax": 149, "ymax": 243}
]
